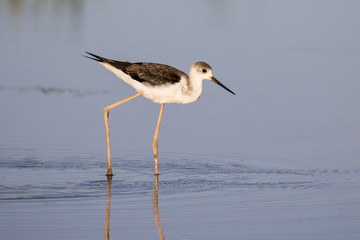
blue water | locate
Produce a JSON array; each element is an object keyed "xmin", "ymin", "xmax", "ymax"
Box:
[
  {"xmin": 1, "ymin": 0, "xmax": 360, "ymax": 239},
  {"xmin": 1, "ymin": 146, "xmax": 359, "ymax": 239}
]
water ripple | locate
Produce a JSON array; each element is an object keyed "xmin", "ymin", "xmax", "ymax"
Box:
[
  {"xmin": 0, "ymin": 85, "xmax": 110, "ymax": 96},
  {"xmin": 0, "ymin": 150, "xmax": 359, "ymax": 201}
]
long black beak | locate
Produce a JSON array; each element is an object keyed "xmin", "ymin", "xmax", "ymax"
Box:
[{"xmin": 210, "ymin": 77, "xmax": 236, "ymax": 95}]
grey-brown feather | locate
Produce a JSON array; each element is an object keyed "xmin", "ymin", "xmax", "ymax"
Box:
[
  {"xmin": 84, "ymin": 52, "xmax": 186, "ymax": 86},
  {"xmin": 126, "ymin": 63, "xmax": 185, "ymax": 86}
]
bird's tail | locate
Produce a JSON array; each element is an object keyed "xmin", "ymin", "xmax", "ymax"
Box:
[{"xmin": 84, "ymin": 51, "xmax": 106, "ymax": 62}]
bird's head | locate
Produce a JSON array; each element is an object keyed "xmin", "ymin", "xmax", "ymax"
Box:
[{"xmin": 190, "ymin": 62, "xmax": 235, "ymax": 95}]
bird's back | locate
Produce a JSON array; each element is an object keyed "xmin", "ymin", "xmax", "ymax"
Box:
[
  {"xmin": 125, "ymin": 62, "xmax": 186, "ymax": 86},
  {"xmin": 85, "ymin": 52, "xmax": 187, "ymax": 87}
]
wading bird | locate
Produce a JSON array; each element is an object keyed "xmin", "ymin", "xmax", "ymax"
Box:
[{"xmin": 85, "ymin": 52, "xmax": 235, "ymax": 176}]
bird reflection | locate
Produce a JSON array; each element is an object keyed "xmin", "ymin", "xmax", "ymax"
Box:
[
  {"xmin": 153, "ymin": 175, "xmax": 165, "ymax": 240},
  {"xmin": 103, "ymin": 175, "xmax": 165, "ymax": 240},
  {"xmin": 104, "ymin": 175, "xmax": 112, "ymax": 240}
]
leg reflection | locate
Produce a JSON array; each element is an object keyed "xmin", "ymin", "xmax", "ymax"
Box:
[
  {"xmin": 104, "ymin": 175, "xmax": 112, "ymax": 240},
  {"xmin": 153, "ymin": 175, "xmax": 165, "ymax": 240}
]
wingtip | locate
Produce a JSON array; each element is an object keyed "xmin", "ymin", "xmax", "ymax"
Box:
[{"xmin": 83, "ymin": 51, "xmax": 104, "ymax": 62}]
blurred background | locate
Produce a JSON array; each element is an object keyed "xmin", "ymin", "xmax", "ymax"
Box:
[{"xmin": 1, "ymin": 0, "xmax": 359, "ymax": 168}]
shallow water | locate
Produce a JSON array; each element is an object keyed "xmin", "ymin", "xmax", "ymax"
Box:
[
  {"xmin": 1, "ymin": 147, "xmax": 360, "ymax": 239},
  {"xmin": 1, "ymin": 0, "xmax": 360, "ymax": 239}
]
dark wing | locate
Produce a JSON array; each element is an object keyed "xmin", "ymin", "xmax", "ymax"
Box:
[
  {"xmin": 85, "ymin": 51, "xmax": 133, "ymax": 72},
  {"xmin": 125, "ymin": 63, "xmax": 184, "ymax": 86},
  {"xmin": 85, "ymin": 52, "xmax": 185, "ymax": 86}
]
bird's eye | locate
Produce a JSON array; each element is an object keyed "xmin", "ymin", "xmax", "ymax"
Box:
[{"xmin": 202, "ymin": 69, "xmax": 207, "ymax": 73}]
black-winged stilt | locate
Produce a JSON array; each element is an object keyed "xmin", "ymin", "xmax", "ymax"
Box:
[{"xmin": 85, "ymin": 52, "xmax": 235, "ymax": 176}]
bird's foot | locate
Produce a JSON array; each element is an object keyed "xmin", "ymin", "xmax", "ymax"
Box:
[{"xmin": 106, "ymin": 168, "xmax": 113, "ymax": 177}]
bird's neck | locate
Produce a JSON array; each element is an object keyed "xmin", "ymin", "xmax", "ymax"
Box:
[{"xmin": 180, "ymin": 74, "xmax": 203, "ymax": 103}]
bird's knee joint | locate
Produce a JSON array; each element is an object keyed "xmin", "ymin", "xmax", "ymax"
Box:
[{"xmin": 104, "ymin": 108, "xmax": 110, "ymax": 117}]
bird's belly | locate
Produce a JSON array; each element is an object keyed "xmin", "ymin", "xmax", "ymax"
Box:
[{"xmin": 141, "ymin": 84, "xmax": 200, "ymax": 104}]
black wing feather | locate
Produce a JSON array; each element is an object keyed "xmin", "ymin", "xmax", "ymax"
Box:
[
  {"xmin": 125, "ymin": 63, "xmax": 183, "ymax": 86},
  {"xmin": 85, "ymin": 52, "xmax": 185, "ymax": 86}
]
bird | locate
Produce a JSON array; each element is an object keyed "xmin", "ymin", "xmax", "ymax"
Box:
[{"xmin": 85, "ymin": 51, "xmax": 235, "ymax": 176}]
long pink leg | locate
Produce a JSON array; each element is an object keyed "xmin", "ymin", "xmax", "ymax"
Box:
[
  {"xmin": 104, "ymin": 92, "xmax": 143, "ymax": 176},
  {"xmin": 152, "ymin": 104, "xmax": 165, "ymax": 175}
]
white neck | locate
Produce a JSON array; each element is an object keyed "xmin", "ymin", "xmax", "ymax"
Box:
[{"xmin": 178, "ymin": 70, "xmax": 205, "ymax": 104}]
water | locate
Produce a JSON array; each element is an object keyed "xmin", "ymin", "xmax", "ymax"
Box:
[
  {"xmin": 1, "ymin": 0, "xmax": 360, "ymax": 239},
  {"xmin": 1, "ymin": 148, "xmax": 359, "ymax": 239}
]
